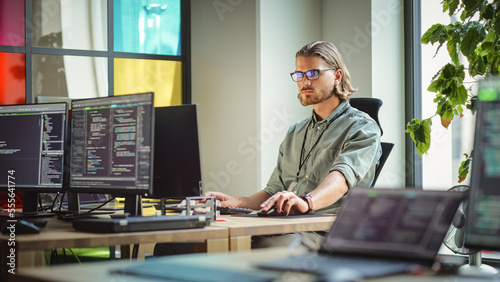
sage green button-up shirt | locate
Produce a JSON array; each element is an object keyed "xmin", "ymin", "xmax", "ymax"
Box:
[{"xmin": 263, "ymin": 100, "xmax": 382, "ymax": 214}]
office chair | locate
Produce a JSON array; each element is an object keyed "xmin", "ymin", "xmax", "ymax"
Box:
[{"xmin": 349, "ymin": 98, "xmax": 394, "ymax": 187}]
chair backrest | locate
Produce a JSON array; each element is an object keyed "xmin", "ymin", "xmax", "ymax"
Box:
[
  {"xmin": 373, "ymin": 142, "xmax": 394, "ymax": 186},
  {"xmin": 349, "ymin": 97, "xmax": 393, "ymax": 187},
  {"xmin": 349, "ymin": 97, "xmax": 384, "ymax": 136}
]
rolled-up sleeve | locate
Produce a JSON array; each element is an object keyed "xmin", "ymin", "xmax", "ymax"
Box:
[{"xmin": 331, "ymin": 117, "xmax": 381, "ymax": 188}]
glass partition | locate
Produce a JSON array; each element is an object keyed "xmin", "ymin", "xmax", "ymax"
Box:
[
  {"xmin": 1, "ymin": 0, "xmax": 187, "ymax": 107},
  {"xmin": 33, "ymin": 54, "xmax": 108, "ymax": 99},
  {"xmin": 32, "ymin": 0, "xmax": 107, "ymax": 51},
  {"xmin": 114, "ymin": 58, "xmax": 182, "ymax": 107},
  {"xmin": 0, "ymin": 52, "xmax": 25, "ymax": 104},
  {"xmin": 114, "ymin": 0, "xmax": 181, "ymax": 55},
  {"xmin": 0, "ymin": 0, "xmax": 25, "ymax": 46}
]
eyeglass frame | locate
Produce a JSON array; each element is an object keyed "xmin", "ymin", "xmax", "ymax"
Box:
[{"xmin": 290, "ymin": 67, "xmax": 336, "ymax": 82}]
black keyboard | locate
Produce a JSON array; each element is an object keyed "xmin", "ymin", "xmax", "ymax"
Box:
[
  {"xmin": 217, "ymin": 206, "xmax": 253, "ymax": 215},
  {"xmin": 72, "ymin": 215, "xmax": 209, "ymax": 233},
  {"xmin": 155, "ymin": 204, "xmax": 253, "ymax": 215}
]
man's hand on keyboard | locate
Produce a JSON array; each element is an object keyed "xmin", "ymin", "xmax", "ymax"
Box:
[{"xmin": 204, "ymin": 191, "xmax": 241, "ymax": 207}]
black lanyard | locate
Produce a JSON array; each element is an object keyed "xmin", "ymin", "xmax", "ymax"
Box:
[{"xmin": 295, "ymin": 106, "xmax": 350, "ymax": 182}]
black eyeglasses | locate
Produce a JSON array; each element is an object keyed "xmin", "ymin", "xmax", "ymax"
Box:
[{"xmin": 290, "ymin": 68, "xmax": 335, "ymax": 82}]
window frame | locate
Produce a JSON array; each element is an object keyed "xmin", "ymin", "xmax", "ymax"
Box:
[
  {"xmin": 0, "ymin": 0, "xmax": 191, "ymax": 104},
  {"xmin": 404, "ymin": 0, "xmax": 423, "ymax": 188}
]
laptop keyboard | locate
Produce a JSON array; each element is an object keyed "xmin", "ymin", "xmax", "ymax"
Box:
[
  {"xmin": 259, "ymin": 253, "xmax": 416, "ymax": 278},
  {"xmin": 111, "ymin": 260, "xmax": 274, "ymax": 282}
]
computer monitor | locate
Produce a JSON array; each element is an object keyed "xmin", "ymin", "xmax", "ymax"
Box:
[
  {"xmin": 465, "ymin": 78, "xmax": 500, "ymax": 251},
  {"xmin": 152, "ymin": 104, "xmax": 203, "ymax": 198},
  {"xmin": 69, "ymin": 93, "xmax": 154, "ymax": 215},
  {"xmin": 36, "ymin": 96, "xmax": 74, "ymax": 109},
  {"xmin": 35, "ymin": 97, "xmax": 111, "ymax": 213},
  {"xmin": 0, "ymin": 103, "xmax": 69, "ymax": 215}
]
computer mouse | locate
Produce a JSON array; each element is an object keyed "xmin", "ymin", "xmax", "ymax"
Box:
[
  {"xmin": 26, "ymin": 219, "xmax": 48, "ymax": 228},
  {"xmin": 257, "ymin": 204, "xmax": 285, "ymax": 217},
  {"xmin": 1, "ymin": 220, "xmax": 40, "ymax": 235}
]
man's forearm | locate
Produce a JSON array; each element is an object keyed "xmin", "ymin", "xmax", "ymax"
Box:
[
  {"xmin": 308, "ymin": 170, "xmax": 348, "ymax": 211},
  {"xmin": 239, "ymin": 191, "xmax": 272, "ymax": 210}
]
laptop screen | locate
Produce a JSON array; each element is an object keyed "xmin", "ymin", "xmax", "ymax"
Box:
[
  {"xmin": 321, "ymin": 188, "xmax": 464, "ymax": 260},
  {"xmin": 465, "ymin": 79, "xmax": 500, "ymax": 251}
]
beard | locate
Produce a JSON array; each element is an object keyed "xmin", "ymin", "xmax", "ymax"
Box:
[{"xmin": 297, "ymin": 85, "xmax": 336, "ymax": 106}]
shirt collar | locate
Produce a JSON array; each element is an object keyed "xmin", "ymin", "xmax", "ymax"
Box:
[{"xmin": 311, "ymin": 100, "xmax": 350, "ymax": 125}]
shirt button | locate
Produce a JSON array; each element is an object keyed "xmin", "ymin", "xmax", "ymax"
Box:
[
  {"xmin": 305, "ymin": 175, "xmax": 309, "ymax": 179},
  {"xmin": 317, "ymin": 126, "xmax": 321, "ymax": 130}
]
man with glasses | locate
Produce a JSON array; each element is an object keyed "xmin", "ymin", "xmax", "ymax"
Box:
[{"xmin": 206, "ymin": 41, "xmax": 381, "ymax": 217}]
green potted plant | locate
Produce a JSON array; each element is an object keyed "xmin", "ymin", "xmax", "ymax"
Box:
[{"xmin": 406, "ymin": 0, "xmax": 498, "ymax": 182}]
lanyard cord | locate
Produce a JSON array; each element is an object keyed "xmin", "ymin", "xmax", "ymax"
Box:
[{"xmin": 295, "ymin": 106, "xmax": 350, "ymax": 180}]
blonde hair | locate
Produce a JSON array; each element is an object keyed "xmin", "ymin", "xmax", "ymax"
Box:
[{"xmin": 296, "ymin": 41, "xmax": 357, "ymax": 100}]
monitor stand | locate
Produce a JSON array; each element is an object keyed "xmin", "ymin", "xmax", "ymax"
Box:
[
  {"xmin": 66, "ymin": 191, "xmax": 80, "ymax": 213},
  {"xmin": 0, "ymin": 192, "xmax": 55, "ymax": 218},
  {"xmin": 60, "ymin": 192, "xmax": 114, "ymax": 218},
  {"xmin": 123, "ymin": 195, "xmax": 143, "ymax": 216}
]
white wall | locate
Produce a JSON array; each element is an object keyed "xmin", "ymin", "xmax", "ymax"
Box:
[
  {"xmin": 322, "ymin": 0, "xmax": 372, "ymax": 98},
  {"xmin": 258, "ymin": 0, "xmax": 322, "ymax": 189},
  {"xmin": 191, "ymin": 0, "xmax": 258, "ymax": 196},
  {"xmin": 322, "ymin": 0, "xmax": 405, "ymax": 188},
  {"xmin": 191, "ymin": 0, "xmax": 406, "ymax": 197},
  {"xmin": 370, "ymin": 0, "xmax": 405, "ymax": 188}
]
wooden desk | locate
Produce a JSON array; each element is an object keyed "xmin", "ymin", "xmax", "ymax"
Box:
[
  {"xmin": 1, "ymin": 213, "xmax": 335, "ymax": 280},
  {"xmin": 0, "ymin": 216, "xmax": 228, "ymax": 279},
  {"xmin": 12, "ymin": 247, "xmax": 483, "ymax": 282},
  {"xmin": 214, "ymin": 214, "xmax": 336, "ymax": 251}
]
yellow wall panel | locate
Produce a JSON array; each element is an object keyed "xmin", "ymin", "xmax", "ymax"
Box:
[{"xmin": 114, "ymin": 58, "xmax": 182, "ymax": 107}]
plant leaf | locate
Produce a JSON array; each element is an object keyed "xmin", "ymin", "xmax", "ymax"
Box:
[
  {"xmin": 466, "ymin": 95, "xmax": 478, "ymax": 114},
  {"xmin": 480, "ymin": 3, "xmax": 495, "ymax": 20},
  {"xmin": 458, "ymin": 152, "xmax": 472, "ymax": 182},
  {"xmin": 441, "ymin": 118, "xmax": 452, "ymax": 129},
  {"xmin": 421, "ymin": 24, "xmax": 447, "ymax": 44},
  {"xmin": 428, "ymin": 78, "xmax": 445, "ymax": 92},
  {"xmin": 449, "ymin": 85, "xmax": 468, "ymax": 105},
  {"xmin": 446, "ymin": 0, "xmax": 460, "ymax": 16},
  {"xmin": 461, "ymin": 22, "xmax": 486, "ymax": 57},
  {"xmin": 406, "ymin": 118, "xmax": 432, "ymax": 155},
  {"xmin": 442, "ymin": 109, "xmax": 455, "ymax": 121},
  {"xmin": 463, "ymin": 0, "xmax": 483, "ymax": 19},
  {"xmin": 447, "ymin": 41, "xmax": 460, "ymax": 65}
]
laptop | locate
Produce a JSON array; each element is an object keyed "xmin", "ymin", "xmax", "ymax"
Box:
[{"xmin": 257, "ymin": 187, "xmax": 465, "ymax": 279}]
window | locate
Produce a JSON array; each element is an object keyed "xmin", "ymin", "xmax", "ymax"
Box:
[
  {"xmin": 406, "ymin": 1, "xmax": 475, "ymax": 189},
  {"xmin": 0, "ymin": 0, "xmax": 189, "ymax": 106}
]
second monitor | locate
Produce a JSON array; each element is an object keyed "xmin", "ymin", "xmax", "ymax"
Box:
[
  {"xmin": 69, "ymin": 93, "xmax": 154, "ymax": 215},
  {"xmin": 152, "ymin": 104, "xmax": 203, "ymax": 199}
]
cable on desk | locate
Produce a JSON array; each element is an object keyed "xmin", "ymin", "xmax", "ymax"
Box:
[
  {"xmin": 132, "ymin": 244, "xmax": 140, "ymax": 259},
  {"xmin": 67, "ymin": 248, "xmax": 82, "ymax": 264},
  {"xmin": 50, "ymin": 192, "xmax": 60, "ymax": 212},
  {"xmin": 62, "ymin": 248, "xmax": 67, "ymax": 263},
  {"xmin": 47, "ymin": 248, "xmax": 82, "ymax": 265}
]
